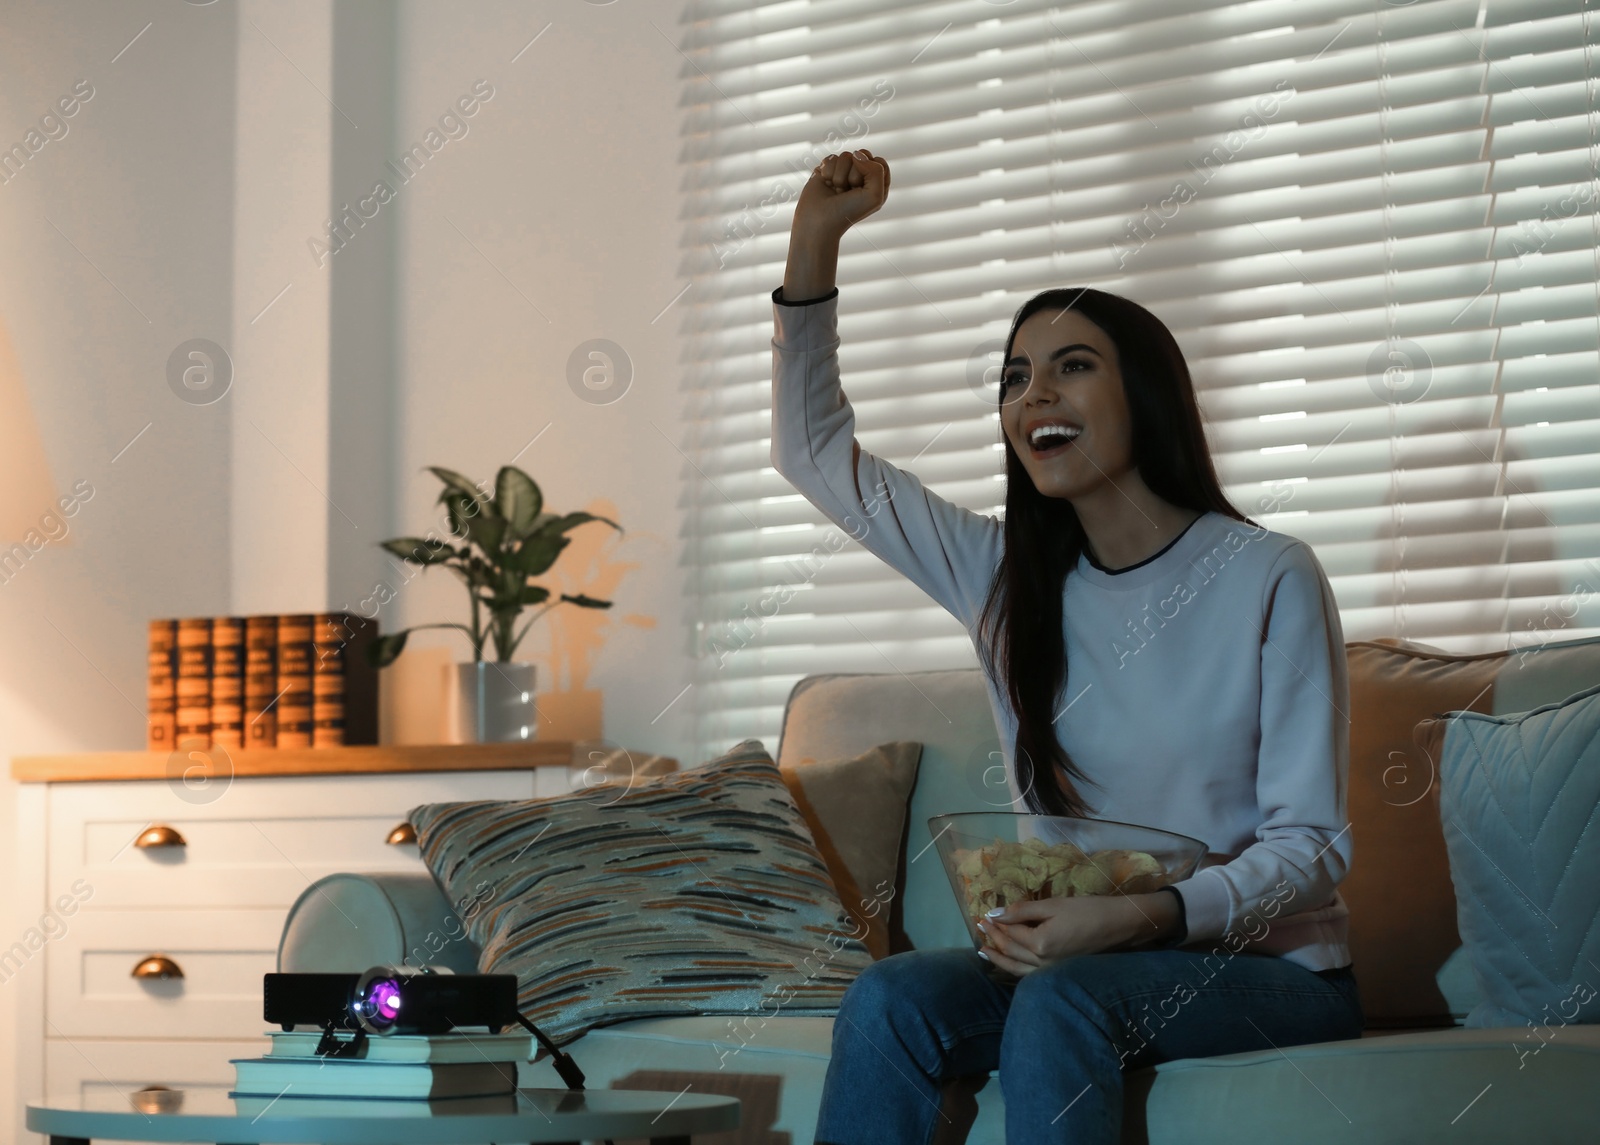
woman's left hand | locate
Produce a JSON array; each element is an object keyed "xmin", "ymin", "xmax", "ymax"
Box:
[{"xmin": 977, "ymin": 895, "xmax": 1145, "ymax": 976}]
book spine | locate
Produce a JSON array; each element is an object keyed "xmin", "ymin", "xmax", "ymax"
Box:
[
  {"xmin": 275, "ymin": 613, "xmax": 315, "ymax": 749},
  {"xmin": 209, "ymin": 616, "xmax": 245, "ymax": 749},
  {"xmin": 244, "ymin": 615, "xmax": 279, "ymax": 748},
  {"xmin": 230, "ymin": 1058, "xmax": 515, "ymax": 1098},
  {"xmin": 311, "ymin": 613, "xmax": 345, "ymax": 748},
  {"xmin": 146, "ymin": 619, "xmax": 177, "ymax": 751},
  {"xmin": 313, "ymin": 611, "xmax": 378, "ymax": 748},
  {"xmin": 173, "ymin": 617, "xmax": 213, "ymax": 748},
  {"xmin": 265, "ymin": 1030, "xmax": 533, "ymax": 1062}
]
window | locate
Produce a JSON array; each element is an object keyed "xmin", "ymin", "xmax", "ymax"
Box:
[{"xmin": 678, "ymin": 0, "xmax": 1598, "ymax": 761}]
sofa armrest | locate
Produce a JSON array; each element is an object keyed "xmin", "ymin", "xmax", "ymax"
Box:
[{"xmin": 277, "ymin": 872, "xmax": 481, "ymax": 975}]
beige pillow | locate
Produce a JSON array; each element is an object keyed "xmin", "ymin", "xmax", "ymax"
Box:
[{"xmin": 780, "ymin": 742, "xmax": 922, "ymax": 960}]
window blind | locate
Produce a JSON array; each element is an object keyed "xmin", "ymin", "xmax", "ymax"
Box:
[{"xmin": 677, "ymin": 0, "xmax": 1599, "ymax": 760}]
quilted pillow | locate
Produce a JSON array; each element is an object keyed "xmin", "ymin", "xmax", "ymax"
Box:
[
  {"xmin": 408, "ymin": 738, "xmax": 872, "ymax": 1046},
  {"xmin": 1416, "ymin": 682, "xmax": 1600, "ymax": 1028}
]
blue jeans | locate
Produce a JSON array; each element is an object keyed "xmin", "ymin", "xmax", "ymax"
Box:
[{"xmin": 813, "ymin": 946, "xmax": 1363, "ymax": 1145}]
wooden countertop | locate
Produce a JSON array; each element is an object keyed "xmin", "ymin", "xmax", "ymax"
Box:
[{"xmin": 10, "ymin": 741, "xmax": 679, "ymax": 783}]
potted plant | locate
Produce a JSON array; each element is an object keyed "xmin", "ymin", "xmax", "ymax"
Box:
[{"xmin": 369, "ymin": 464, "xmax": 621, "ymax": 742}]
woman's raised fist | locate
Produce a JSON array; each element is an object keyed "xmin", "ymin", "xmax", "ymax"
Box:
[{"xmin": 793, "ymin": 149, "xmax": 891, "ymax": 240}]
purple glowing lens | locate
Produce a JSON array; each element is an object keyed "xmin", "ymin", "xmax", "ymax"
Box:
[{"xmin": 364, "ymin": 979, "xmax": 402, "ymax": 1026}]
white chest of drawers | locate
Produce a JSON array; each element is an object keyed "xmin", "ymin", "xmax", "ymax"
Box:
[{"xmin": 7, "ymin": 743, "xmax": 621, "ymax": 1144}]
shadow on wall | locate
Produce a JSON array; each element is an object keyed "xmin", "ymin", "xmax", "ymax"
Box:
[
  {"xmin": 0, "ymin": 310, "xmax": 70, "ymax": 548},
  {"xmin": 535, "ymin": 496, "xmax": 651, "ymax": 742}
]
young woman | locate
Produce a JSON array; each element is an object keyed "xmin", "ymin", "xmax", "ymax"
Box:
[{"xmin": 770, "ymin": 149, "xmax": 1363, "ymax": 1145}]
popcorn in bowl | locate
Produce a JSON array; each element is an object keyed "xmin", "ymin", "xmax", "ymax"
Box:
[
  {"xmin": 929, "ymin": 812, "xmax": 1210, "ymax": 946},
  {"xmin": 952, "ymin": 836, "xmax": 1172, "ymax": 922}
]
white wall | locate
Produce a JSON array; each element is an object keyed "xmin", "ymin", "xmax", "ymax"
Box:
[
  {"xmin": 229, "ymin": 0, "xmax": 335, "ymax": 613},
  {"xmin": 0, "ymin": 0, "xmax": 695, "ymax": 1116},
  {"xmin": 385, "ymin": 0, "xmax": 692, "ymax": 762},
  {"xmin": 0, "ymin": 0, "xmax": 238, "ymax": 1121}
]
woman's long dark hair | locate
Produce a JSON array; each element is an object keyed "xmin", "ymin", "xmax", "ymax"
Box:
[{"xmin": 974, "ymin": 287, "xmax": 1248, "ymax": 819}]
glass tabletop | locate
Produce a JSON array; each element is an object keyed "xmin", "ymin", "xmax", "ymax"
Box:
[{"xmin": 29, "ymin": 1086, "xmax": 741, "ymax": 1143}]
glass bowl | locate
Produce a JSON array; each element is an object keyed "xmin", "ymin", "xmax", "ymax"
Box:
[{"xmin": 928, "ymin": 812, "xmax": 1209, "ymax": 949}]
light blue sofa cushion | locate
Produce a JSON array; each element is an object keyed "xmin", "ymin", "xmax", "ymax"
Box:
[
  {"xmin": 1434, "ymin": 680, "xmax": 1600, "ymax": 1028},
  {"xmin": 517, "ymin": 1010, "xmax": 1600, "ymax": 1145},
  {"xmin": 1435, "ymin": 943, "xmax": 1486, "ymax": 1020},
  {"xmin": 518, "ymin": 1010, "xmax": 1007, "ymax": 1144},
  {"xmin": 1124, "ymin": 1022, "xmax": 1600, "ymax": 1144}
]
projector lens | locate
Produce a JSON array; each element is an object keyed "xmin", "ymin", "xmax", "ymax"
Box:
[
  {"xmin": 353, "ymin": 967, "xmax": 406, "ymax": 1033},
  {"xmin": 368, "ymin": 979, "xmax": 401, "ymax": 1024}
]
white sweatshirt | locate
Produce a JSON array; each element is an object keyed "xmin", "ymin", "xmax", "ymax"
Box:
[{"xmin": 769, "ymin": 286, "xmax": 1352, "ymax": 972}]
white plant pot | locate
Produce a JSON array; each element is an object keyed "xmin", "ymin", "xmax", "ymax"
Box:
[{"xmin": 450, "ymin": 661, "xmax": 538, "ymax": 743}]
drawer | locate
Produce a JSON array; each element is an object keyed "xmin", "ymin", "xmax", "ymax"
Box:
[
  {"xmin": 46, "ymin": 910, "xmax": 284, "ymax": 1040},
  {"xmin": 48, "ymin": 771, "xmax": 540, "ymax": 908},
  {"xmin": 45, "ymin": 1036, "xmax": 266, "ymax": 1099},
  {"xmin": 39, "ymin": 1037, "xmax": 267, "ymax": 1144}
]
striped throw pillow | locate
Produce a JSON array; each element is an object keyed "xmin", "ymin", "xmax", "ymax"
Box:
[{"xmin": 407, "ymin": 738, "xmax": 872, "ymax": 1046}]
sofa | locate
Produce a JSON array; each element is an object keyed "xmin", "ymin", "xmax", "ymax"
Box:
[{"xmin": 278, "ymin": 635, "xmax": 1600, "ymax": 1144}]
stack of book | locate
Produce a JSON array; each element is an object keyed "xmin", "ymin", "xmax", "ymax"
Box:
[
  {"xmin": 147, "ymin": 612, "xmax": 378, "ymax": 751},
  {"xmin": 230, "ymin": 1028, "xmax": 532, "ymax": 1100}
]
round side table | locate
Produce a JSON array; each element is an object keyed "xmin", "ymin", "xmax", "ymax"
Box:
[{"xmin": 27, "ymin": 1086, "xmax": 740, "ymax": 1144}]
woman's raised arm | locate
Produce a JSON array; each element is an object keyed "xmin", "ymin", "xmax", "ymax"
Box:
[{"xmin": 770, "ymin": 151, "xmax": 1002, "ymax": 631}]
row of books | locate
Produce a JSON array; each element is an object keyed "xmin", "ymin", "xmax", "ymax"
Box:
[
  {"xmin": 148, "ymin": 613, "xmax": 378, "ymax": 751},
  {"xmin": 231, "ymin": 1029, "xmax": 531, "ymax": 1100}
]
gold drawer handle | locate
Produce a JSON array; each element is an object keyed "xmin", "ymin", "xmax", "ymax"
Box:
[
  {"xmin": 386, "ymin": 822, "xmax": 417, "ymax": 845},
  {"xmin": 134, "ymin": 825, "xmax": 187, "ymax": 849},
  {"xmin": 131, "ymin": 1085, "xmax": 183, "ymax": 1114},
  {"xmin": 131, "ymin": 955, "xmax": 184, "ymax": 981}
]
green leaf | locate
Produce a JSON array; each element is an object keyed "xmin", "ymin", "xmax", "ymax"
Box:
[
  {"xmin": 531, "ymin": 511, "xmax": 623, "ymax": 539},
  {"xmin": 506, "ymin": 512, "xmax": 621, "ymax": 574},
  {"xmin": 560, "ymin": 593, "xmax": 613, "ymax": 609},
  {"xmin": 444, "ymin": 492, "xmax": 506, "ymax": 554},
  {"xmin": 508, "ymin": 534, "xmax": 569, "ymax": 575},
  {"xmin": 442, "ymin": 494, "xmax": 471, "ymax": 541},
  {"xmin": 367, "ymin": 631, "xmax": 409, "ymax": 668},
  {"xmin": 427, "ymin": 466, "xmax": 488, "ymax": 505},
  {"xmin": 379, "ymin": 537, "xmax": 457, "ymax": 565},
  {"xmin": 520, "ymin": 584, "xmax": 551, "ymax": 606},
  {"xmin": 494, "ymin": 467, "xmax": 543, "ymax": 540}
]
